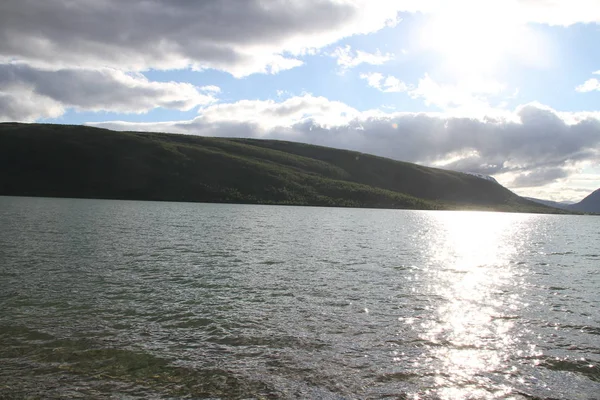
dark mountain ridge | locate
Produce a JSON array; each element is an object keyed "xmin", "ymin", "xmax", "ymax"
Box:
[
  {"xmin": 0, "ymin": 123, "xmax": 562, "ymax": 213},
  {"xmin": 568, "ymin": 189, "xmax": 600, "ymax": 213}
]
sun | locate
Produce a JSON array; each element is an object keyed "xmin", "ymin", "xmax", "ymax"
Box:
[{"xmin": 418, "ymin": 4, "xmax": 531, "ymax": 76}]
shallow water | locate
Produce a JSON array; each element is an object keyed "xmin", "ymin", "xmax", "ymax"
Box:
[{"xmin": 0, "ymin": 196, "xmax": 598, "ymax": 399}]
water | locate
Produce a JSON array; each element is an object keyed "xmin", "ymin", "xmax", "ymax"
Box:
[{"xmin": 0, "ymin": 196, "xmax": 598, "ymax": 400}]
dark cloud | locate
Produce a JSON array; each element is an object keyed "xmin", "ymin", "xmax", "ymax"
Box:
[
  {"xmin": 0, "ymin": 0, "xmax": 398, "ymax": 76},
  {"xmin": 511, "ymin": 167, "xmax": 571, "ymax": 188}
]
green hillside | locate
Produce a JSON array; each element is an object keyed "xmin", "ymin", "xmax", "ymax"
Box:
[{"xmin": 0, "ymin": 123, "xmax": 561, "ymax": 213}]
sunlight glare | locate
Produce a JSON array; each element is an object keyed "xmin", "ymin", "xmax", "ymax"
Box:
[
  {"xmin": 420, "ymin": 211, "xmax": 534, "ymax": 399},
  {"xmin": 418, "ymin": 4, "xmax": 536, "ymax": 76}
]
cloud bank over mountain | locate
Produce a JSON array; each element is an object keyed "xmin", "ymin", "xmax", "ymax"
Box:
[{"xmin": 89, "ymin": 95, "xmax": 600, "ymax": 200}]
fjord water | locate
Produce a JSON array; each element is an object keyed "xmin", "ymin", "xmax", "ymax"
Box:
[{"xmin": 0, "ymin": 196, "xmax": 598, "ymax": 399}]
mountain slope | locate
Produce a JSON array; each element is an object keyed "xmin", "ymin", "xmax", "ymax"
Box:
[
  {"xmin": 464, "ymin": 172, "xmax": 499, "ymax": 184},
  {"xmin": 0, "ymin": 123, "xmax": 559, "ymax": 213},
  {"xmin": 568, "ymin": 189, "xmax": 600, "ymax": 213}
]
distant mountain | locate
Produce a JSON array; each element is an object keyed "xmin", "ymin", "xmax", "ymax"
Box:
[
  {"xmin": 523, "ymin": 197, "xmax": 571, "ymax": 211},
  {"xmin": 0, "ymin": 123, "xmax": 564, "ymax": 213},
  {"xmin": 567, "ymin": 189, "xmax": 600, "ymax": 213}
]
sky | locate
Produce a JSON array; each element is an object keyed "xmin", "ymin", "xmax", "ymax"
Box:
[{"xmin": 1, "ymin": 1, "xmax": 600, "ymax": 202}]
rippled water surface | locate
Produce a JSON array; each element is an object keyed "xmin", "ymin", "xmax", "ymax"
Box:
[{"xmin": 1, "ymin": 196, "xmax": 599, "ymax": 399}]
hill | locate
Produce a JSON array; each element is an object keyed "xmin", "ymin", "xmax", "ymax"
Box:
[
  {"xmin": 568, "ymin": 189, "xmax": 600, "ymax": 213},
  {"xmin": 0, "ymin": 123, "xmax": 561, "ymax": 213}
]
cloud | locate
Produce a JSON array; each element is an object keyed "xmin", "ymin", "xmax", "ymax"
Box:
[
  {"xmin": 191, "ymin": 94, "xmax": 359, "ymax": 129},
  {"xmin": 0, "ymin": 63, "xmax": 218, "ymax": 121},
  {"xmin": 360, "ymin": 72, "xmax": 509, "ymax": 115},
  {"xmin": 0, "ymin": 90, "xmax": 64, "ymax": 122},
  {"xmin": 576, "ymin": 78, "xmax": 600, "ymax": 92},
  {"xmin": 200, "ymin": 85, "xmax": 221, "ymax": 94},
  {"xmin": 409, "ymin": 74, "xmax": 507, "ymax": 113},
  {"xmin": 360, "ymin": 73, "xmax": 408, "ymax": 93},
  {"xmin": 510, "ymin": 167, "xmax": 572, "ymax": 188},
  {"xmin": 87, "ymin": 95, "xmax": 600, "ymax": 195},
  {"xmin": 1, "ymin": 1, "xmax": 597, "ymax": 79},
  {"xmin": 331, "ymin": 45, "xmax": 394, "ymax": 70},
  {"xmin": 0, "ymin": 0, "xmax": 402, "ymax": 77}
]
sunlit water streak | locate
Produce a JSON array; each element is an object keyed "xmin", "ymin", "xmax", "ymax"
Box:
[{"xmin": 0, "ymin": 196, "xmax": 598, "ymax": 399}]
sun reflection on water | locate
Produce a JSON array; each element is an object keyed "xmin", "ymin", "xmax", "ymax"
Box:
[{"xmin": 418, "ymin": 211, "xmax": 533, "ymax": 399}]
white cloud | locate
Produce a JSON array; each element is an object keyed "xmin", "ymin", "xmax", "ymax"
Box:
[
  {"xmin": 409, "ymin": 74, "xmax": 507, "ymax": 114},
  {"xmin": 576, "ymin": 78, "xmax": 600, "ymax": 92},
  {"xmin": 360, "ymin": 73, "xmax": 408, "ymax": 93},
  {"xmin": 360, "ymin": 72, "xmax": 509, "ymax": 115},
  {"xmin": 86, "ymin": 95, "xmax": 600, "ymax": 199},
  {"xmin": 0, "ymin": 89, "xmax": 64, "ymax": 122},
  {"xmin": 331, "ymin": 45, "xmax": 393, "ymax": 69},
  {"xmin": 195, "ymin": 95, "xmax": 359, "ymax": 129},
  {"xmin": 361, "ymin": 72, "xmax": 384, "ymax": 89},
  {"xmin": 276, "ymin": 90, "xmax": 293, "ymax": 99},
  {"xmin": 382, "ymin": 76, "xmax": 408, "ymax": 93},
  {"xmin": 0, "ymin": 63, "xmax": 218, "ymax": 121},
  {"xmin": 200, "ymin": 85, "xmax": 221, "ymax": 94},
  {"xmin": 575, "ymin": 70, "xmax": 600, "ymax": 92}
]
